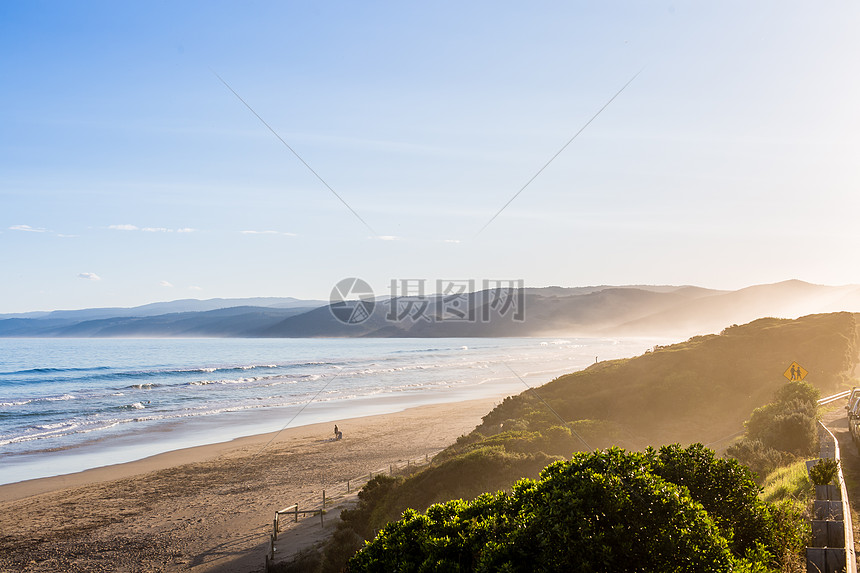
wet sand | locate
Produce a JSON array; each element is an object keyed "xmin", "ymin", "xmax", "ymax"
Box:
[{"xmin": 0, "ymin": 396, "xmax": 501, "ymax": 572}]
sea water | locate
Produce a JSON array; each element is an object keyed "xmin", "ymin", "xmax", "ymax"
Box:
[{"xmin": 0, "ymin": 337, "xmax": 663, "ymax": 485}]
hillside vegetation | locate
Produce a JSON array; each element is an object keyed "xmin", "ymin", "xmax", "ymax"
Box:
[
  {"xmin": 461, "ymin": 312, "xmax": 856, "ymax": 454},
  {"xmin": 283, "ymin": 312, "xmax": 857, "ymax": 572}
]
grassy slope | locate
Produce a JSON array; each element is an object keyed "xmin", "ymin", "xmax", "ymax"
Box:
[
  {"xmin": 382, "ymin": 312, "xmax": 858, "ymax": 514},
  {"xmin": 466, "ymin": 312, "xmax": 858, "ymax": 453}
]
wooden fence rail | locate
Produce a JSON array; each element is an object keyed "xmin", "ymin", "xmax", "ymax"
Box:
[{"xmin": 264, "ymin": 450, "xmax": 440, "ymax": 571}]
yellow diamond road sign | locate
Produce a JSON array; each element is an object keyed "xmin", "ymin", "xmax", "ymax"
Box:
[{"xmin": 783, "ymin": 361, "xmax": 808, "ymax": 381}]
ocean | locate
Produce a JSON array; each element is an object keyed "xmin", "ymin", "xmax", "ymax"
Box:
[{"xmin": 0, "ymin": 337, "xmax": 662, "ymax": 485}]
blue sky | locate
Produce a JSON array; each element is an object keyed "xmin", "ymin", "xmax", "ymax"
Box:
[{"xmin": 2, "ymin": 1, "xmax": 859, "ymax": 312}]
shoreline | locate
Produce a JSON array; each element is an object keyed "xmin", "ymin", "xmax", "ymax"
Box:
[
  {"xmin": 0, "ymin": 383, "xmax": 524, "ymax": 489},
  {"xmin": 0, "ymin": 395, "xmax": 507, "ymax": 503}
]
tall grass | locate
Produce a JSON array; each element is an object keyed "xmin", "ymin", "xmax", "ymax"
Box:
[{"xmin": 760, "ymin": 460, "xmax": 813, "ymax": 504}]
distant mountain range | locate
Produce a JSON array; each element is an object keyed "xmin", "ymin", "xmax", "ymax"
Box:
[{"xmin": 2, "ymin": 280, "xmax": 859, "ymax": 338}]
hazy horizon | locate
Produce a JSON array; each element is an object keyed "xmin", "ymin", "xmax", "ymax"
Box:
[{"xmin": 2, "ymin": 277, "xmax": 855, "ymax": 316}]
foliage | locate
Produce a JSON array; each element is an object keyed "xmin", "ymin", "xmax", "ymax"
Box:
[
  {"xmin": 340, "ymin": 475, "xmax": 404, "ymax": 540},
  {"xmin": 759, "ymin": 460, "xmax": 813, "ymax": 503},
  {"xmin": 743, "ymin": 381, "xmax": 819, "ymax": 456},
  {"xmin": 647, "ymin": 443, "xmax": 773, "ymax": 558},
  {"xmin": 349, "ymin": 445, "xmax": 804, "ymax": 573},
  {"xmin": 808, "ymin": 458, "xmax": 840, "ymax": 486},
  {"xmin": 727, "ymin": 380, "xmax": 820, "ymax": 481},
  {"xmin": 461, "ymin": 313, "xmax": 855, "ymax": 458},
  {"xmin": 759, "ymin": 500, "xmax": 810, "ymax": 570},
  {"xmin": 724, "ymin": 440, "xmax": 798, "ymax": 481}
]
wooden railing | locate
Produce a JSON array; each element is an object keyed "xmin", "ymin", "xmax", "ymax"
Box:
[{"xmin": 264, "ymin": 450, "xmax": 440, "ymax": 571}]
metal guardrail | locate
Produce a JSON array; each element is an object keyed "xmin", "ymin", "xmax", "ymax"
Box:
[
  {"xmin": 807, "ymin": 404, "xmax": 856, "ymax": 573},
  {"xmin": 818, "ymin": 390, "xmax": 851, "ymax": 406}
]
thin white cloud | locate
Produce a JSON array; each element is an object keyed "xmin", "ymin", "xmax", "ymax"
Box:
[
  {"xmin": 10, "ymin": 224, "xmax": 47, "ymax": 233},
  {"xmin": 377, "ymin": 235, "xmax": 400, "ymax": 241},
  {"xmin": 78, "ymin": 272, "xmax": 101, "ymax": 281},
  {"xmin": 442, "ymin": 239, "xmax": 461, "ymax": 244},
  {"xmin": 240, "ymin": 230, "xmax": 297, "ymax": 236},
  {"xmin": 189, "ymin": 285, "xmax": 203, "ymax": 291},
  {"xmin": 159, "ymin": 280, "xmax": 174, "ymax": 287},
  {"xmin": 109, "ymin": 225, "xmax": 195, "ymax": 233}
]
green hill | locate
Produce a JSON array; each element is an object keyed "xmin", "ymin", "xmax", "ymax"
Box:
[{"xmin": 468, "ymin": 312, "xmax": 857, "ymax": 453}]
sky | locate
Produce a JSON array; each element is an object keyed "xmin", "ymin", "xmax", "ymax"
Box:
[{"xmin": 2, "ymin": 1, "xmax": 859, "ymax": 313}]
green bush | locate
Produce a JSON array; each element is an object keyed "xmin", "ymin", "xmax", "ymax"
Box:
[
  {"xmin": 727, "ymin": 380, "xmax": 820, "ymax": 482},
  {"xmin": 648, "ymin": 443, "xmax": 773, "ymax": 559},
  {"xmin": 725, "ymin": 439, "xmax": 797, "ymax": 481},
  {"xmin": 808, "ymin": 458, "xmax": 840, "ymax": 486},
  {"xmin": 340, "ymin": 474, "xmax": 403, "ymax": 539},
  {"xmin": 349, "ymin": 446, "xmax": 800, "ymax": 573}
]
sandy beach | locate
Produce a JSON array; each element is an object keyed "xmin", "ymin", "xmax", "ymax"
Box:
[{"xmin": 0, "ymin": 396, "xmax": 501, "ymax": 572}]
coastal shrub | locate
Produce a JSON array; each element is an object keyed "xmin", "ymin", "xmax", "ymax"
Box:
[
  {"xmin": 725, "ymin": 439, "xmax": 797, "ymax": 481},
  {"xmin": 808, "ymin": 458, "xmax": 840, "ymax": 486},
  {"xmin": 349, "ymin": 446, "xmax": 800, "ymax": 572},
  {"xmin": 648, "ymin": 443, "xmax": 772, "ymax": 558},
  {"xmin": 744, "ymin": 402, "xmax": 817, "ymax": 456},
  {"xmin": 339, "ymin": 474, "xmax": 403, "ymax": 539},
  {"xmin": 317, "ymin": 526, "xmax": 364, "ymax": 573},
  {"xmin": 567, "ymin": 418, "xmax": 623, "ymax": 450},
  {"xmin": 728, "ymin": 380, "xmax": 820, "ymax": 482}
]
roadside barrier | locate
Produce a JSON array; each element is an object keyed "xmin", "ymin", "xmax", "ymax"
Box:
[{"xmin": 806, "ymin": 421, "xmax": 856, "ymax": 573}]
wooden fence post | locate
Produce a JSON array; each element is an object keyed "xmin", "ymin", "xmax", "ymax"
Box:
[
  {"xmin": 273, "ymin": 517, "xmax": 278, "ymax": 541},
  {"xmin": 321, "ymin": 490, "xmax": 326, "ymax": 527}
]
